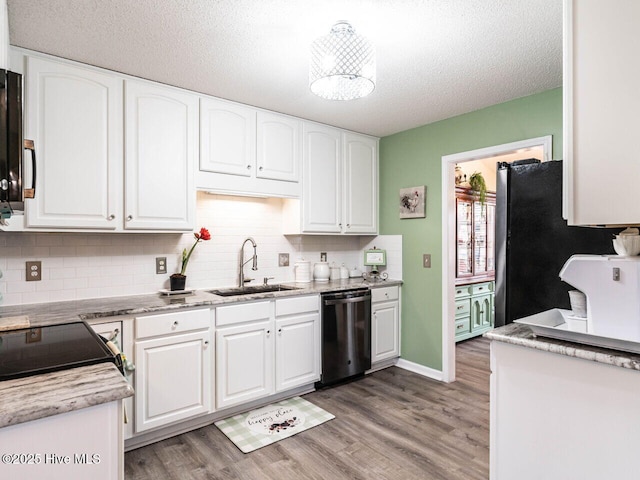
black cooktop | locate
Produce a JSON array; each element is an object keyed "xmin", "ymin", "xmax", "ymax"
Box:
[{"xmin": 0, "ymin": 321, "xmax": 119, "ymax": 381}]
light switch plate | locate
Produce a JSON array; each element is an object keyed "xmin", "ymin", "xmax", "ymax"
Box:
[
  {"xmin": 26, "ymin": 261, "xmax": 42, "ymax": 281},
  {"xmin": 423, "ymin": 254, "xmax": 431, "ymax": 268},
  {"xmin": 320, "ymin": 252, "xmax": 327, "ymax": 262}
]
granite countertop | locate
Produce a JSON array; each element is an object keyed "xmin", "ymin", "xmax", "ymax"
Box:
[
  {"xmin": 0, "ymin": 278, "xmax": 402, "ymax": 327},
  {"xmin": 0, "ymin": 363, "xmax": 134, "ymax": 428},
  {"xmin": 486, "ymin": 323, "xmax": 640, "ymax": 371}
]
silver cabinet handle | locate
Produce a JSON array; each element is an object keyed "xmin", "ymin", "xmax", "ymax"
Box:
[
  {"xmin": 247, "ymin": 164, "xmax": 252, "ymax": 170},
  {"xmin": 258, "ymin": 166, "xmax": 263, "ymax": 171},
  {"xmin": 278, "ymin": 328, "xmax": 282, "ymax": 333},
  {"xmin": 347, "ymin": 224, "xmax": 351, "ymax": 228},
  {"xmin": 107, "ymin": 214, "xmax": 115, "ymax": 221},
  {"xmin": 172, "ymin": 321, "xmax": 178, "ymax": 327},
  {"xmin": 204, "ymin": 340, "xmax": 209, "ymax": 345},
  {"xmin": 126, "ymin": 215, "xmax": 133, "ymax": 221}
]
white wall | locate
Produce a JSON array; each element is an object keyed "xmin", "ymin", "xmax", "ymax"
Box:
[{"xmin": 0, "ymin": 193, "xmax": 402, "ymax": 306}]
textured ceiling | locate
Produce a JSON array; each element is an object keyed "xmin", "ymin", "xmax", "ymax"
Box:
[{"xmin": 6, "ymin": 0, "xmax": 563, "ymax": 137}]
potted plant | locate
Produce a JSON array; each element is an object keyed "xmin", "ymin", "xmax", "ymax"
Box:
[
  {"xmin": 468, "ymin": 172, "xmax": 487, "ymax": 206},
  {"xmin": 170, "ymin": 227, "xmax": 211, "ymax": 291}
]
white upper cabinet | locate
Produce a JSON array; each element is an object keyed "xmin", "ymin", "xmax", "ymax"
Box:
[
  {"xmin": 563, "ymin": 0, "xmax": 640, "ymax": 225},
  {"xmin": 197, "ymin": 98, "xmax": 300, "ymax": 198},
  {"xmin": 343, "ymin": 132, "xmax": 378, "ymax": 234},
  {"xmin": 200, "ymin": 98, "xmax": 255, "ymax": 177},
  {"xmin": 256, "ymin": 111, "xmax": 300, "ymax": 182},
  {"xmin": 19, "ymin": 52, "xmax": 196, "ymax": 232},
  {"xmin": 25, "ymin": 56, "xmax": 123, "ymax": 229},
  {"xmin": 124, "ymin": 80, "xmax": 197, "ymax": 230},
  {"xmin": 302, "ymin": 123, "xmax": 342, "ymax": 233},
  {"xmin": 294, "ymin": 123, "xmax": 378, "ymax": 235}
]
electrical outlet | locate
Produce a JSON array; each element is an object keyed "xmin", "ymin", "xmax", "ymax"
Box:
[
  {"xmin": 156, "ymin": 257, "xmax": 167, "ymax": 274},
  {"xmin": 320, "ymin": 252, "xmax": 327, "ymax": 262},
  {"xmin": 278, "ymin": 253, "xmax": 290, "ymax": 267},
  {"xmin": 26, "ymin": 261, "xmax": 42, "ymax": 281},
  {"xmin": 423, "ymin": 254, "xmax": 431, "ymax": 268}
]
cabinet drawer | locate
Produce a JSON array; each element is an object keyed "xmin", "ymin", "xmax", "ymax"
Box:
[
  {"xmin": 275, "ymin": 295, "xmax": 319, "ymax": 316},
  {"xmin": 455, "ymin": 299, "xmax": 471, "ymax": 317},
  {"xmin": 455, "ymin": 317, "xmax": 471, "ymax": 336},
  {"xmin": 371, "ymin": 286, "xmax": 399, "ymax": 303},
  {"xmin": 455, "ymin": 286, "xmax": 471, "ymax": 298},
  {"xmin": 216, "ymin": 300, "xmax": 271, "ymax": 326},
  {"xmin": 136, "ymin": 309, "xmax": 211, "ymax": 339},
  {"xmin": 472, "ymin": 282, "xmax": 494, "ymax": 295}
]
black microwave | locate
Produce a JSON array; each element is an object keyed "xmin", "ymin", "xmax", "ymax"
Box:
[{"xmin": 0, "ymin": 69, "xmax": 35, "ymax": 216}]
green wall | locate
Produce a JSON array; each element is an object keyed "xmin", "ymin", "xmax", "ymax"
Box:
[{"xmin": 379, "ymin": 88, "xmax": 563, "ymax": 370}]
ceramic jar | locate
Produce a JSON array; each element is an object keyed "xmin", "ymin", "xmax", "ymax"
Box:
[
  {"xmin": 340, "ymin": 264, "xmax": 349, "ymax": 279},
  {"xmin": 313, "ymin": 262, "xmax": 330, "ymax": 282},
  {"xmin": 329, "ymin": 263, "xmax": 341, "ymax": 281},
  {"xmin": 294, "ymin": 259, "xmax": 312, "ymax": 283}
]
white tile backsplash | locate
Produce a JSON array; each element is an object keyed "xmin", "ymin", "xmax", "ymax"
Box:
[{"xmin": 0, "ymin": 192, "xmax": 402, "ymax": 306}]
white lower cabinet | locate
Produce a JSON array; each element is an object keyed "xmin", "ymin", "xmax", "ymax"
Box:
[
  {"xmin": 215, "ymin": 295, "xmax": 320, "ymax": 410},
  {"xmin": 216, "ymin": 319, "xmax": 274, "ymax": 409},
  {"xmin": 134, "ymin": 309, "xmax": 212, "ymax": 433},
  {"xmin": 371, "ymin": 286, "xmax": 400, "ymax": 364},
  {"xmin": 275, "ymin": 296, "xmax": 320, "ymax": 392}
]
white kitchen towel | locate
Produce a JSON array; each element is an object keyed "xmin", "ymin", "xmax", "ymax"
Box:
[{"xmin": 214, "ymin": 396, "xmax": 334, "ymax": 453}]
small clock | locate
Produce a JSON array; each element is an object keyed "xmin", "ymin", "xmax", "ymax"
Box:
[{"xmin": 364, "ymin": 249, "xmax": 386, "ymax": 266}]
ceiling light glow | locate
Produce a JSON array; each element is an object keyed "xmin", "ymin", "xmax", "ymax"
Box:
[{"xmin": 309, "ymin": 21, "xmax": 376, "ymax": 101}]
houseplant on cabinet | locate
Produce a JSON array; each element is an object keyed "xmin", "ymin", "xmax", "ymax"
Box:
[
  {"xmin": 468, "ymin": 172, "xmax": 487, "ymax": 206},
  {"xmin": 170, "ymin": 227, "xmax": 211, "ymax": 290}
]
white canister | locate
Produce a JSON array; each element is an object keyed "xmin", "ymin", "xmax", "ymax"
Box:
[
  {"xmin": 329, "ymin": 263, "xmax": 341, "ymax": 281},
  {"xmin": 294, "ymin": 259, "xmax": 311, "ymax": 283},
  {"xmin": 313, "ymin": 262, "xmax": 330, "ymax": 282},
  {"xmin": 340, "ymin": 263, "xmax": 349, "ymax": 279}
]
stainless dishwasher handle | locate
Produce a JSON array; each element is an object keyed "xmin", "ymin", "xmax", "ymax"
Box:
[{"xmin": 324, "ymin": 296, "xmax": 369, "ymax": 306}]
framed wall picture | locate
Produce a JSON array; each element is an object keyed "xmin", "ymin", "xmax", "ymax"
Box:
[
  {"xmin": 399, "ymin": 186, "xmax": 426, "ymax": 218},
  {"xmin": 364, "ymin": 249, "xmax": 386, "ymax": 266}
]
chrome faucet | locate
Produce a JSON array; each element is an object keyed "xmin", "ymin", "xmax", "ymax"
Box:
[{"xmin": 238, "ymin": 237, "xmax": 258, "ymax": 287}]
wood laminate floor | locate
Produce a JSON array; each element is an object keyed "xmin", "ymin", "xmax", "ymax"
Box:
[{"xmin": 125, "ymin": 337, "xmax": 490, "ymax": 480}]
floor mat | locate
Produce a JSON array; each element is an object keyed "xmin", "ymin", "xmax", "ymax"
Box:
[{"xmin": 214, "ymin": 396, "xmax": 334, "ymax": 453}]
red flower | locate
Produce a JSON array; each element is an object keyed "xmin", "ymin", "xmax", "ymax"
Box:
[
  {"xmin": 195, "ymin": 227, "xmax": 211, "ymax": 241},
  {"xmin": 180, "ymin": 227, "xmax": 211, "ymax": 275}
]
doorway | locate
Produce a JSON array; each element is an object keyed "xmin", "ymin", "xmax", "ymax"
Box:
[{"xmin": 440, "ymin": 136, "xmax": 552, "ymax": 382}]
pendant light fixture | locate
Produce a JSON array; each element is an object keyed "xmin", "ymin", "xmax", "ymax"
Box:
[{"xmin": 309, "ymin": 21, "xmax": 376, "ymax": 101}]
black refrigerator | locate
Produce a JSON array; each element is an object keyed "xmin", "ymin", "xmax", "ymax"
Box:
[{"xmin": 494, "ymin": 160, "xmax": 618, "ymax": 327}]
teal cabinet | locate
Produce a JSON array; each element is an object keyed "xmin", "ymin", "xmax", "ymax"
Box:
[{"xmin": 455, "ymin": 281, "xmax": 494, "ymax": 342}]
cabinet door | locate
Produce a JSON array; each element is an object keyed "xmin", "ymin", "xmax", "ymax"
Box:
[
  {"xmin": 216, "ymin": 320, "xmax": 274, "ymax": 409},
  {"xmin": 456, "ymin": 198, "xmax": 473, "ymax": 277},
  {"xmin": 124, "ymin": 80, "xmax": 196, "ymax": 230},
  {"xmin": 471, "ymin": 294, "xmax": 492, "ymax": 332},
  {"xmin": 564, "ymin": 0, "xmax": 640, "ymax": 225},
  {"xmin": 302, "ymin": 122, "xmax": 342, "ymax": 233},
  {"xmin": 25, "ymin": 56, "xmax": 123, "ymax": 229},
  {"xmin": 135, "ymin": 330, "xmax": 211, "ymax": 433},
  {"xmin": 257, "ymin": 111, "xmax": 300, "ymax": 182},
  {"xmin": 473, "ymin": 201, "xmax": 488, "ymax": 275},
  {"xmin": 343, "ymin": 132, "xmax": 378, "ymax": 234},
  {"xmin": 200, "ymin": 97, "xmax": 256, "ymax": 177},
  {"xmin": 372, "ymin": 301, "xmax": 400, "ymax": 363},
  {"xmin": 275, "ymin": 312, "xmax": 320, "ymax": 392}
]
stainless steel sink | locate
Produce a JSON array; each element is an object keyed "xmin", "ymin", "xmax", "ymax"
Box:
[{"xmin": 208, "ymin": 285, "xmax": 301, "ymax": 297}]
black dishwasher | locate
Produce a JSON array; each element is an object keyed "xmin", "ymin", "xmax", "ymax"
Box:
[{"xmin": 318, "ymin": 288, "xmax": 371, "ymax": 386}]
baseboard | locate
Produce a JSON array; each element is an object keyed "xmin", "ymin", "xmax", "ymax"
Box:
[{"xmin": 396, "ymin": 358, "xmax": 444, "ymax": 381}]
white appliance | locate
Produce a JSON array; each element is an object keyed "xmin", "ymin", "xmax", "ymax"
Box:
[
  {"xmin": 559, "ymin": 255, "xmax": 640, "ymax": 342},
  {"xmin": 516, "ymin": 255, "xmax": 640, "ymax": 353}
]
